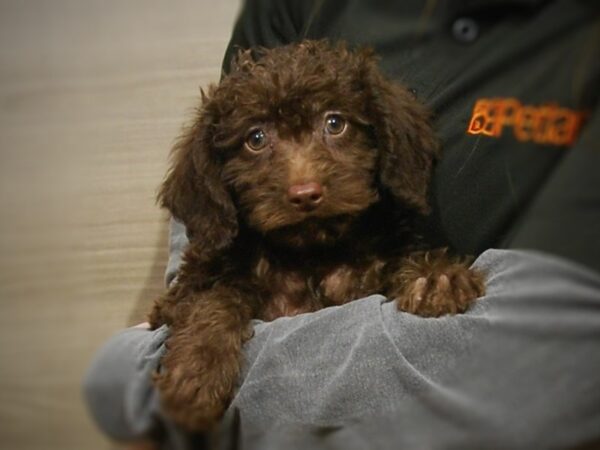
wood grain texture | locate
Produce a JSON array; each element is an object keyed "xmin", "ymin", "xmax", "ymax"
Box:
[{"xmin": 0, "ymin": 1, "xmax": 239, "ymax": 448}]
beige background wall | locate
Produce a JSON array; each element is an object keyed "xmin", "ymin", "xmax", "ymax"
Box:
[{"xmin": 0, "ymin": 1, "xmax": 240, "ymax": 448}]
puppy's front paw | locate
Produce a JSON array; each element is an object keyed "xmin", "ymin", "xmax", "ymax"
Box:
[
  {"xmin": 155, "ymin": 345, "xmax": 241, "ymax": 431},
  {"xmin": 392, "ymin": 250, "xmax": 485, "ymax": 317}
]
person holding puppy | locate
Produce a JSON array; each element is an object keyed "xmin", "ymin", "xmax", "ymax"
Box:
[{"xmin": 84, "ymin": 1, "xmax": 600, "ymax": 449}]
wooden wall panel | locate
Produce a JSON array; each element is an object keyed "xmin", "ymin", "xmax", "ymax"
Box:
[{"xmin": 0, "ymin": 1, "xmax": 239, "ymax": 448}]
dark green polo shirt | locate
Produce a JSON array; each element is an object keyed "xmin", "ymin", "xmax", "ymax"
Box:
[{"xmin": 222, "ymin": 0, "xmax": 600, "ymax": 273}]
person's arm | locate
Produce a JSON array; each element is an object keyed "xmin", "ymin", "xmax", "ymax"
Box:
[
  {"xmin": 82, "ymin": 325, "xmax": 167, "ymax": 442},
  {"xmin": 219, "ymin": 249, "xmax": 600, "ymax": 449}
]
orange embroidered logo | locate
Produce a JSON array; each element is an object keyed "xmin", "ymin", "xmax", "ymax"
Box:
[{"xmin": 467, "ymin": 98, "xmax": 588, "ymax": 146}]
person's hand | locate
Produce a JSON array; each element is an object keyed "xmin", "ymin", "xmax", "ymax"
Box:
[{"xmin": 132, "ymin": 322, "xmax": 150, "ymax": 329}]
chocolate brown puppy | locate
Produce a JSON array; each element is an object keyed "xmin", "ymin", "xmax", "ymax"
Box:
[{"xmin": 149, "ymin": 40, "xmax": 485, "ymax": 431}]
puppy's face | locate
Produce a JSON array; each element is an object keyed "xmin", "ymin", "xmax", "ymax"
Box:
[{"xmin": 221, "ymin": 110, "xmax": 379, "ymax": 247}]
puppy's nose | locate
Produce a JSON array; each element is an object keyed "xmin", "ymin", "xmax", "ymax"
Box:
[{"xmin": 288, "ymin": 182, "xmax": 323, "ymax": 211}]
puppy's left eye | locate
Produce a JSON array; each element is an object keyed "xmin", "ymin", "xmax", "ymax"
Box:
[{"xmin": 324, "ymin": 114, "xmax": 347, "ymax": 135}]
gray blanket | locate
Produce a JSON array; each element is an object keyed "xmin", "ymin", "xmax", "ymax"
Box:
[{"xmin": 83, "ymin": 248, "xmax": 600, "ymax": 449}]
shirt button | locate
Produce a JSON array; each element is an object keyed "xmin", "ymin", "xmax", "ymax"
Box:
[{"xmin": 452, "ymin": 17, "xmax": 479, "ymax": 43}]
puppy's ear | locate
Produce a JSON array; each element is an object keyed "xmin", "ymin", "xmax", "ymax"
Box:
[
  {"xmin": 364, "ymin": 60, "xmax": 439, "ymax": 214},
  {"xmin": 158, "ymin": 101, "xmax": 238, "ymax": 257}
]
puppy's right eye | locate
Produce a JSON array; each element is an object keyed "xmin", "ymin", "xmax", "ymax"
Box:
[{"xmin": 245, "ymin": 129, "xmax": 268, "ymax": 152}]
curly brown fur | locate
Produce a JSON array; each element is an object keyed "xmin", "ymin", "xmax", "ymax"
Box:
[{"xmin": 149, "ymin": 40, "xmax": 485, "ymax": 431}]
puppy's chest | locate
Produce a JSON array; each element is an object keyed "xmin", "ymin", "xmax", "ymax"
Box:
[{"xmin": 254, "ymin": 257, "xmax": 386, "ymax": 321}]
